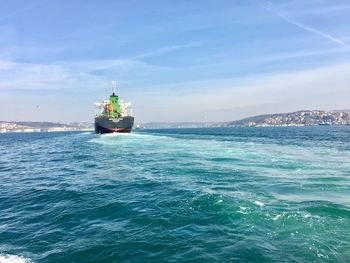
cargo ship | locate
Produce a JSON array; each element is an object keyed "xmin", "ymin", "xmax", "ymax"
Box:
[{"xmin": 95, "ymin": 81, "xmax": 134, "ymax": 133}]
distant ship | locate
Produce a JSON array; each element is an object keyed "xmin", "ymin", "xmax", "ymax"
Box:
[
  {"xmin": 134, "ymin": 124, "xmax": 145, "ymax": 130},
  {"xmin": 95, "ymin": 81, "xmax": 134, "ymax": 134}
]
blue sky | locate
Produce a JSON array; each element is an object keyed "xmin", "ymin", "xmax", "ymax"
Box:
[{"xmin": 0, "ymin": 0, "xmax": 350, "ymax": 122}]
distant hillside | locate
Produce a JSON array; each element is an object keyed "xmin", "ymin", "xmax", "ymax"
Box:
[
  {"xmin": 0, "ymin": 121, "xmax": 93, "ymax": 133},
  {"xmin": 140, "ymin": 122, "xmax": 220, "ymax": 129},
  {"xmin": 223, "ymin": 110, "xmax": 350, "ymax": 127},
  {"xmin": 140, "ymin": 110, "xmax": 350, "ymax": 129},
  {"xmin": 11, "ymin": 121, "xmax": 67, "ymax": 128},
  {"xmin": 333, "ymin": 109, "xmax": 350, "ymax": 114},
  {"xmin": 3, "ymin": 109, "xmax": 350, "ymax": 133}
]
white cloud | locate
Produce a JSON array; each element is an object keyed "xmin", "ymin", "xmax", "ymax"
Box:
[
  {"xmin": 1, "ymin": 59, "xmax": 349, "ymax": 122},
  {"xmin": 0, "ymin": 61, "xmax": 70, "ymax": 90},
  {"xmin": 131, "ymin": 63, "xmax": 350, "ymax": 122},
  {"xmin": 0, "ymin": 58, "xmax": 164, "ymax": 91}
]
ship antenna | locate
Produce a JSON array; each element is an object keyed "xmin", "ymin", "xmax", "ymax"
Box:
[{"xmin": 112, "ymin": 80, "xmax": 116, "ymax": 96}]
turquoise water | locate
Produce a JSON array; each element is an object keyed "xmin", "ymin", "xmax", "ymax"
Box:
[{"xmin": 1, "ymin": 127, "xmax": 350, "ymax": 262}]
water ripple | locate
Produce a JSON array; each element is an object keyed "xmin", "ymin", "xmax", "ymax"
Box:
[{"xmin": 1, "ymin": 127, "xmax": 350, "ymax": 262}]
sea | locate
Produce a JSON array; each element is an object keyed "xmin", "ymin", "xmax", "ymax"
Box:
[{"xmin": 0, "ymin": 126, "xmax": 350, "ymax": 262}]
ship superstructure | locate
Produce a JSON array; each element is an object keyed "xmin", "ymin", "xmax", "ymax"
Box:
[{"xmin": 94, "ymin": 81, "xmax": 134, "ymax": 133}]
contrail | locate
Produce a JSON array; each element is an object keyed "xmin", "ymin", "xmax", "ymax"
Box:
[
  {"xmin": 259, "ymin": 0, "xmax": 350, "ymax": 50},
  {"xmin": 135, "ymin": 42, "xmax": 201, "ymax": 59}
]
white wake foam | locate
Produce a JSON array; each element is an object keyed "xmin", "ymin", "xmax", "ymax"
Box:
[
  {"xmin": 89, "ymin": 132, "xmax": 169, "ymax": 145},
  {"xmin": 0, "ymin": 254, "xmax": 31, "ymax": 263},
  {"xmin": 254, "ymin": 200, "xmax": 265, "ymax": 207},
  {"xmin": 99, "ymin": 132, "xmax": 165, "ymax": 139}
]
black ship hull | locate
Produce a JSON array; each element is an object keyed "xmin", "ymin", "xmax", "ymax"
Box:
[{"xmin": 95, "ymin": 116, "xmax": 134, "ymax": 134}]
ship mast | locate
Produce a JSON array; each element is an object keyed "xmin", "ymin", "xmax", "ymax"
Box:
[{"xmin": 112, "ymin": 80, "xmax": 116, "ymax": 96}]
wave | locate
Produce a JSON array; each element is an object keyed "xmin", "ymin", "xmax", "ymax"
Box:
[
  {"xmin": 0, "ymin": 254, "xmax": 31, "ymax": 263},
  {"xmin": 79, "ymin": 132, "xmax": 93, "ymax": 135}
]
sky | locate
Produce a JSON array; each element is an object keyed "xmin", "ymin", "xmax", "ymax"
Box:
[{"xmin": 0, "ymin": 0, "xmax": 350, "ymax": 123}]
